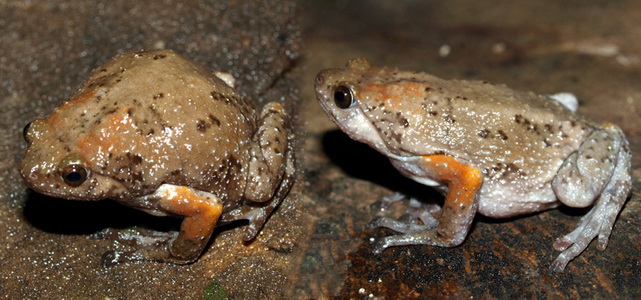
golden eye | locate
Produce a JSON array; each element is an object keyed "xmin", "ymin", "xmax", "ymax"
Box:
[
  {"xmin": 61, "ymin": 164, "xmax": 88, "ymax": 187},
  {"xmin": 333, "ymin": 85, "xmax": 356, "ymax": 109}
]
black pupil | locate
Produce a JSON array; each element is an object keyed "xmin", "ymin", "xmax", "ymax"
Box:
[
  {"xmin": 66, "ymin": 171, "xmax": 82, "ymax": 183},
  {"xmin": 62, "ymin": 164, "xmax": 87, "ymax": 187},
  {"xmin": 334, "ymin": 86, "xmax": 353, "ymax": 109}
]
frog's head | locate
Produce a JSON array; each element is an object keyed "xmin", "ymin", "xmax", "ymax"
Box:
[
  {"xmin": 315, "ymin": 58, "xmax": 394, "ymax": 153},
  {"xmin": 19, "ymin": 117, "xmax": 133, "ymax": 201}
]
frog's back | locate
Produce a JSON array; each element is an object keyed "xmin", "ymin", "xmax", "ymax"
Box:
[
  {"xmin": 354, "ymin": 66, "xmax": 595, "ymax": 186},
  {"xmin": 48, "ymin": 50, "xmax": 257, "ymax": 197}
]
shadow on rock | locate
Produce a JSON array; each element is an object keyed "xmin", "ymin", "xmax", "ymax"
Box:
[{"xmin": 22, "ymin": 190, "xmax": 181, "ymax": 235}]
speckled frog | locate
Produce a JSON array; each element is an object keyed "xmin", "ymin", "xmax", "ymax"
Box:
[
  {"xmin": 315, "ymin": 58, "xmax": 632, "ymax": 272},
  {"xmin": 20, "ymin": 49, "xmax": 295, "ymax": 264}
]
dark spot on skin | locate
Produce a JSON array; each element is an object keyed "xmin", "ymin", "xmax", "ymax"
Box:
[
  {"xmin": 514, "ymin": 115, "xmax": 539, "ymax": 134},
  {"xmin": 478, "ymin": 129, "xmax": 490, "ymax": 138},
  {"xmin": 100, "ymin": 68, "xmax": 107, "ymax": 73},
  {"xmin": 153, "ymin": 54, "xmax": 167, "ymax": 60},
  {"xmin": 514, "ymin": 114, "xmax": 524, "ymax": 124},
  {"xmin": 127, "ymin": 108, "xmax": 134, "ymax": 116},
  {"xmin": 229, "ymin": 155, "xmax": 242, "ymax": 173},
  {"xmin": 131, "ymin": 172, "xmax": 144, "ymax": 182},
  {"xmin": 484, "ymin": 162, "xmax": 526, "ymax": 179},
  {"xmin": 570, "ymin": 120, "xmax": 577, "ymax": 127},
  {"xmin": 543, "ymin": 138, "xmax": 551, "ymax": 147},
  {"xmin": 496, "ymin": 130, "xmax": 508, "ymax": 140},
  {"xmin": 153, "ymin": 93, "xmax": 164, "ymax": 100},
  {"xmin": 425, "ymin": 87, "xmax": 433, "ymax": 92},
  {"xmin": 148, "ymin": 104, "xmax": 162, "ymax": 119},
  {"xmin": 197, "ymin": 119, "xmax": 208, "ymax": 132},
  {"xmin": 544, "ymin": 124, "xmax": 553, "ymax": 133},
  {"xmin": 211, "ymin": 91, "xmax": 225, "ymax": 101},
  {"xmin": 132, "ymin": 154, "xmax": 143, "ymax": 165},
  {"xmin": 401, "ymin": 117, "xmax": 409, "ymax": 127},
  {"xmin": 444, "ymin": 116, "xmax": 456, "ymax": 123},
  {"xmin": 427, "ymin": 111, "xmax": 438, "ymax": 116},
  {"xmin": 147, "ymin": 128, "xmax": 155, "ymax": 136},
  {"xmin": 208, "ymin": 114, "xmax": 221, "ymax": 127}
]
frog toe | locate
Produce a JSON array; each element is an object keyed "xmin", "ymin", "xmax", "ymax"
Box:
[
  {"xmin": 101, "ymin": 250, "xmax": 124, "ymax": 267},
  {"xmin": 550, "ymin": 252, "xmax": 573, "ymax": 273},
  {"xmin": 371, "ymin": 237, "xmax": 390, "ymax": 254},
  {"xmin": 368, "ymin": 216, "xmax": 435, "ymax": 234},
  {"xmin": 101, "ymin": 250, "xmax": 142, "ymax": 267},
  {"xmin": 92, "ymin": 227, "xmax": 177, "ymax": 248},
  {"xmin": 241, "ymin": 217, "xmax": 264, "ymax": 242},
  {"xmin": 372, "ymin": 192, "xmax": 407, "ymax": 212},
  {"xmin": 370, "ymin": 229, "xmax": 462, "ymax": 253}
]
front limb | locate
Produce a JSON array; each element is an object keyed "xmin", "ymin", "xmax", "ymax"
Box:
[
  {"xmin": 103, "ymin": 184, "xmax": 223, "ymax": 265},
  {"xmin": 370, "ymin": 155, "xmax": 483, "ymax": 252}
]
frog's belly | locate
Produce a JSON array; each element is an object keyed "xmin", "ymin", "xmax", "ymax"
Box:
[{"xmin": 476, "ymin": 181, "xmax": 560, "ymax": 218}]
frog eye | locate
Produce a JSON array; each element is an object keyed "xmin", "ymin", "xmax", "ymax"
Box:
[
  {"xmin": 22, "ymin": 122, "xmax": 31, "ymax": 142},
  {"xmin": 333, "ymin": 85, "xmax": 356, "ymax": 109},
  {"xmin": 61, "ymin": 164, "xmax": 88, "ymax": 187}
]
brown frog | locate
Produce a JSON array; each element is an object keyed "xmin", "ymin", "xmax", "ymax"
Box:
[
  {"xmin": 315, "ymin": 58, "xmax": 632, "ymax": 272},
  {"xmin": 20, "ymin": 49, "xmax": 295, "ymax": 264}
]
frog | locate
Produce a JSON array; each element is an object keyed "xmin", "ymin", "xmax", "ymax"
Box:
[
  {"xmin": 314, "ymin": 58, "xmax": 632, "ymax": 272},
  {"xmin": 20, "ymin": 49, "xmax": 295, "ymax": 265}
]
